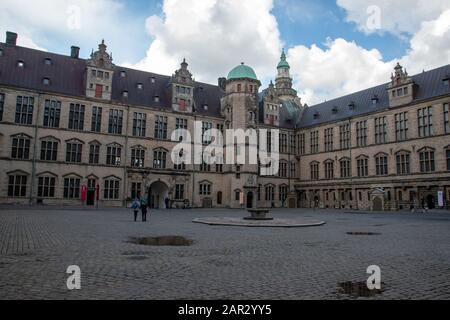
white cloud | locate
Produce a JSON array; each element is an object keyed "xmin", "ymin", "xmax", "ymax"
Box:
[
  {"xmin": 336, "ymin": 0, "xmax": 450, "ymax": 36},
  {"xmin": 400, "ymin": 9, "xmax": 450, "ymax": 74},
  {"xmin": 288, "ymin": 39, "xmax": 394, "ymax": 105},
  {"xmin": 0, "ymin": 0, "xmax": 145, "ymax": 61},
  {"xmin": 129, "ymin": 0, "xmax": 283, "ymax": 84},
  {"xmin": 289, "ymin": 6, "xmax": 450, "ymax": 105}
]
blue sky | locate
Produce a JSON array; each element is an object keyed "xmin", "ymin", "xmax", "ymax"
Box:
[{"xmin": 1, "ymin": 0, "xmax": 449, "ymax": 104}]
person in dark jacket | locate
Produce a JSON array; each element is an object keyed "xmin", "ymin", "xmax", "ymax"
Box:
[{"xmin": 140, "ymin": 196, "xmax": 148, "ymax": 222}]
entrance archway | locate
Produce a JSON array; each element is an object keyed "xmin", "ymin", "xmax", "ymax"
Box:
[
  {"xmin": 372, "ymin": 197, "xmax": 383, "ymax": 211},
  {"xmin": 148, "ymin": 181, "xmax": 169, "ymax": 209},
  {"xmin": 246, "ymin": 192, "xmax": 254, "ymax": 209}
]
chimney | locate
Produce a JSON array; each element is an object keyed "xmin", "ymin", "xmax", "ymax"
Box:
[
  {"xmin": 218, "ymin": 77, "xmax": 226, "ymax": 91},
  {"xmin": 71, "ymin": 46, "xmax": 80, "ymax": 59},
  {"xmin": 6, "ymin": 32, "xmax": 18, "ymax": 46}
]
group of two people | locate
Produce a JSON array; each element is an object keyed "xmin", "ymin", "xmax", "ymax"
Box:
[
  {"xmin": 131, "ymin": 196, "xmax": 148, "ymax": 222},
  {"xmin": 131, "ymin": 196, "xmax": 171, "ymax": 222}
]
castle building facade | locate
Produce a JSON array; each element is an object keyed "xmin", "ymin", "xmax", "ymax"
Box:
[{"xmin": 0, "ymin": 31, "xmax": 449, "ymax": 210}]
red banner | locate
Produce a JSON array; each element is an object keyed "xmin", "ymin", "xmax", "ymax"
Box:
[{"xmin": 81, "ymin": 185, "xmax": 87, "ymax": 202}]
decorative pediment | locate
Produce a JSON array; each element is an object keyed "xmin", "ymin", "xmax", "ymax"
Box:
[
  {"xmin": 62, "ymin": 173, "xmax": 83, "ymax": 179},
  {"xmin": 65, "ymin": 138, "xmax": 84, "ymax": 144},
  {"xmin": 356, "ymin": 154, "xmax": 369, "ymax": 160},
  {"xmin": 86, "ymin": 174, "xmax": 99, "ymax": 180},
  {"xmin": 395, "ymin": 149, "xmax": 411, "ymax": 155},
  {"xmin": 40, "ymin": 135, "xmax": 60, "ymax": 142},
  {"xmin": 417, "ymin": 146, "xmax": 435, "ymax": 153},
  {"xmin": 37, "ymin": 171, "xmax": 57, "ymax": 177},
  {"xmin": 103, "ymin": 175, "xmax": 121, "ymax": 180},
  {"xmin": 88, "ymin": 139, "xmax": 102, "ymax": 145},
  {"xmin": 199, "ymin": 180, "xmax": 212, "ymax": 185},
  {"xmin": 7, "ymin": 169, "xmax": 29, "ymax": 176},
  {"xmin": 10, "ymin": 133, "xmax": 32, "ymax": 139},
  {"xmin": 375, "ymin": 152, "xmax": 388, "ymax": 158}
]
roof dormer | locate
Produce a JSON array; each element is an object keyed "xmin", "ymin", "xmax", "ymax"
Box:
[
  {"xmin": 387, "ymin": 62, "xmax": 415, "ymax": 108},
  {"xmin": 85, "ymin": 40, "xmax": 114, "ymax": 101}
]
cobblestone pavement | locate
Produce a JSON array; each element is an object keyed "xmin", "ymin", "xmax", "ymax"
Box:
[{"xmin": 0, "ymin": 207, "xmax": 449, "ymax": 300}]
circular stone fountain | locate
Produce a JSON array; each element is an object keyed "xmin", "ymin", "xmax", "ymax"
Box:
[{"xmin": 193, "ymin": 209, "xmax": 326, "ymax": 228}]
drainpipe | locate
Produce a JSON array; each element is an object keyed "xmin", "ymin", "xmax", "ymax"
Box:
[
  {"xmin": 29, "ymin": 93, "xmax": 43, "ymax": 206},
  {"xmin": 123, "ymin": 105, "xmax": 130, "ymax": 207}
]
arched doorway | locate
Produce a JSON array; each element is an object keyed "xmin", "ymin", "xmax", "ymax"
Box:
[
  {"xmin": 427, "ymin": 195, "xmax": 435, "ymax": 209},
  {"xmin": 372, "ymin": 197, "xmax": 383, "ymax": 211},
  {"xmin": 148, "ymin": 181, "xmax": 169, "ymax": 209},
  {"xmin": 246, "ymin": 192, "xmax": 254, "ymax": 209}
]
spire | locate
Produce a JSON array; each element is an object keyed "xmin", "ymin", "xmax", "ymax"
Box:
[{"xmin": 277, "ymin": 48, "xmax": 290, "ymax": 69}]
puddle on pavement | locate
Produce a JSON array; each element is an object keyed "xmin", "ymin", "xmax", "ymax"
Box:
[
  {"xmin": 129, "ymin": 236, "xmax": 193, "ymax": 247},
  {"xmin": 346, "ymin": 232, "xmax": 381, "ymax": 236},
  {"xmin": 338, "ymin": 281, "xmax": 384, "ymax": 298}
]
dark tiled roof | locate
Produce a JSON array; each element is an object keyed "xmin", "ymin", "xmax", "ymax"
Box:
[
  {"xmin": 0, "ymin": 43, "xmax": 224, "ymax": 118},
  {"xmin": 298, "ymin": 64, "xmax": 450, "ymax": 128}
]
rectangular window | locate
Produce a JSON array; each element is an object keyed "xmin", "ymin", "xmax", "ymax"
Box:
[
  {"xmin": 396, "ymin": 153, "xmax": 410, "ymax": 175},
  {"xmin": 108, "ymin": 109, "xmax": 123, "ymax": 134},
  {"xmin": 133, "ymin": 112, "xmax": 147, "ymax": 137},
  {"xmin": 40, "ymin": 140, "xmax": 58, "ymax": 161},
  {"xmin": 290, "ymin": 162, "xmax": 296, "ymax": 178},
  {"xmin": 444, "ymin": 103, "xmax": 449, "ymax": 134},
  {"xmin": 131, "ymin": 182, "xmax": 142, "ymax": 199},
  {"xmin": 95, "ymin": 84, "xmax": 103, "ymax": 98},
  {"xmin": 175, "ymin": 118, "xmax": 188, "ymax": 141},
  {"xmin": 199, "ymin": 184, "xmax": 212, "ymax": 196},
  {"xmin": 202, "ymin": 122, "xmax": 213, "ymax": 144},
  {"xmin": 106, "ymin": 146, "xmax": 122, "ymax": 166},
  {"xmin": 66, "ymin": 143, "xmax": 82, "ymax": 163},
  {"xmin": 374, "ymin": 117, "xmax": 387, "ymax": 144},
  {"xmin": 91, "ymin": 106, "xmax": 102, "ymax": 132},
  {"xmin": 64, "ymin": 178, "xmax": 80, "ymax": 199},
  {"xmin": 418, "ymin": 107, "xmax": 433, "ymax": 137},
  {"xmin": 11, "ymin": 136, "xmax": 30, "ymax": 159},
  {"xmin": 419, "ymin": 150, "xmax": 435, "ymax": 173},
  {"xmin": 324, "ymin": 128, "xmax": 334, "ymax": 152},
  {"xmin": 279, "ymin": 133, "xmax": 288, "ymax": 153},
  {"xmin": 8, "ymin": 175, "xmax": 27, "ymax": 197},
  {"xmin": 298, "ymin": 133, "xmax": 305, "ymax": 155},
  {"xmin": 357, "ymin": 158, "xmax": 369, "ymax": 177},
  {"xmin": 265, "ymin": 186, "xmax": 274, "ymax": 202},
  {"xmin": 375, "ymin": 156, "xmax": 388, "ymax": 176},
  {"xmin": 339, "ymin": 123, "xmax": 350, "ymax": 149},
  {"xmin": 89, "ymin": 144, "xmax": 100, "ymax": 164},
  {"xmin": 310, "ymin": 163, "xmax": 319, "ymax": 180},
  {"xmin": 68, "ymin": 103, "xmax": 85, "ymax": 130},
  {"xmin": 154, "ymin": 116, "xmax": 168, "ymax": 139},
  {"xmin": 325, "ymin": 161, "xmax": 334, "ymax": 179},
  {"xmin": 37, "ymin": 176, "xmax": 56, "ymax": 198},
  {"xmin": 446, "ymin": 150, "xmax": 450, "ymax": 171},
  {"xmin": 104, "ymin": 179, "xmax": 120, "ymax": 200},
  {"xmin": 43, "ymin": 100, "xmax": 61, "ymax": 128},
  {"xmin": 356, "ymin": 121, "xmax": 367, "ymax": 147},
  {"xmin": 289, "ymin": 134, "xmax": 297, "ymax": 154},
  {"xmin": 310, "ymin": 131, "xmax": 319, "ymax": 154},
  {"xmin": 15, "ymin": 96, "xmax": 34, "ymax": 125},
  {"xmin": 279, "ymin": 185, "xmax": 288, "ymax": 202},
  {"xmin": 395, "ymin": 112, "xmax": 408, "ymax": 141},
  {"xmin": 175, "ymin": 184, "xmax": 185, "ymax": 200},
  {"xmin": 153, "ymin": 150, "xmax": 167, "ymax": 169},
  {"xmin": 340, "ymin": 159, "xmax": 351, "ymax": 178},
  {"xmin": 131, "ymin": 148, "xmax": 145, "ymax": 168},
  {"xmin": 0, "ymin": 93, "xmax": 4, "ymax": 121},
  {"xmin": 279, "ymin": 162, "xmax": 288, "ymax": 178}
]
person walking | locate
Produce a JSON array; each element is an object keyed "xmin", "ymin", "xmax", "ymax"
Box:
[
  {"xmin": 165, "ymin": 197, "xmax": 170, "ymax": 209},
  {"xmin": 131, "ymin": 197, "xmax": 140, "ymax": 222},
  {"xmin": 140, "ymin": 196, "xmax": 148, "ymax": 222}
]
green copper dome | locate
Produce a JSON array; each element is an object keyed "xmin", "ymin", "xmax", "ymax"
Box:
[
  {"xmin": 227, "ymin": 63, "xmax": 258, "ymax": 81},
  {"xmin": 277, "ymin": 49, "xmax": 290, "ymax": 69}
]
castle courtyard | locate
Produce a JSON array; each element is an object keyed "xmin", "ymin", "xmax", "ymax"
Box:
[{"xmin": 0, "ymin": 207, "xmax": 449, "ymax": 300}]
